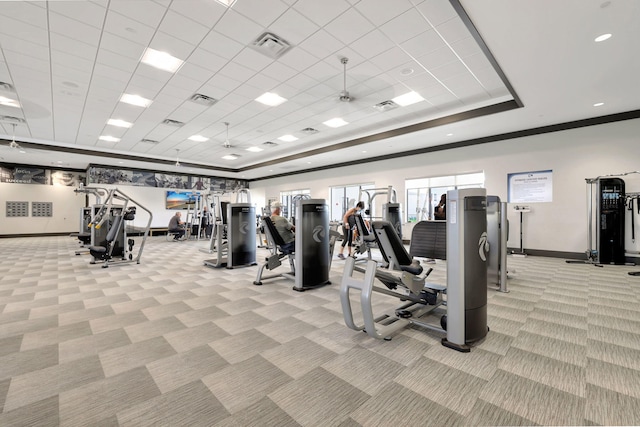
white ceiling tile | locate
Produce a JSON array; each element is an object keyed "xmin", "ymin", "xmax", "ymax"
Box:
[
  {"xmin": 52, "ymin": 67, "xmax": 91, "ymax": 88},
  {"xmin": 49, "ymin": 12, "xmax": 102, "ymax": 47},
  {"xmin": 461, "ymin": 52, "xmax": 493, "ymax": 72},
  {"xmin": 349, "ymin": 29, "xmax": 395, "ymax": 59},
  {"xmin": 48, "ymin": 1, "xmax": 107, "ymax": 29},
  {"xmin": 158, "ymin": 10, "xmax": 211, "ymax": 46},
  {"xmin": 417, "ymin": 0, "xmax": 459, "ymax": 27},
  {"xmin": 168, "ymin": 0, "xmax": 225, "ymax": 28},
  {"xmin": 233, "ymin": 0, "xmax": 290, "ymax": 27},
  {"xmin": 93, "ymin": 63, "xmax": 131, "ymax": 83},
  {"xmin": 260, "ymin": 62, "xmax": 298, "ymax": 83},
  {"xmin": 5, "ymin": 51, "xmax": 49, "ymax": 75},
  {"xmin": 324, "ymin": 8, "xmax": 376, "ymax": 45},
  {"xmin": 298, "ymin": 29, "xmax": 344, "ymax": 61},
  {"xmin": 303, "ymin": 60, "xmax": 340, "ymax": 84},
  {"xmin": 277, "ymin": 47, "xmax": 319, "ymax": 73},
  {"xmin": 293, "ymin": 0, "xmax": 351, "ymax": 27},
  {"xmin": 217, "ymin": 61, "xmax": 257, "ymax": 84},
  {"xmin": 380, "ymin": 9, "xmax": 432, "ymax": 45},
  {"xmin": 50, "ymin": 33, "xmax": 100, "ymax": 62},
  {"xmin": 399, "ymin": 70, "xmax": 439, "ymax": 91},
  {"xmin": 0, "ymin": 35, "xmax": 50, "ymax": 62},
  {"xmin": 0, "ymin": 1, "xmax": 48, "ymax": 29},
  {"xmin": 109, "ymin": 0, "xmax": 167, "ymax": 29},
  {"xmin": 400, "ymin": 28, "xmax": 446, "ymax": 58},
  {"xmin": 369, "ymin": 47, "xmax": 414, "ymax": 73},
  {"xmin": 269, "ymin": 8, "xmax": 320, "ymax": 46},
  {"xmin": 166, "ymin": 74, "xmax": 202, "ymax": 93},
  {"xmin": 128, "ymin": 75, "xmax": 168, "ymax": 94},
  {"xmin": 100, "ymin": 33, "xmax": 146, "ymax": 61},
  {"xmin": 0, "ymin": 15, "xmax": 49, "ymax": 47},
  {"xmin": 233, "ymin": 48, "xmax": 274, "ymax": 73},
  {"xmin": 199, "ymin": 31, "xmax": 245, "ymax": 60},
  {"xmin": 354, "ymin": 0, "xmax": 413, "ymax": 26},
  {"xmin": 434, "ymin": 16, "xmax": 470, "ymax": 45},
  {"xmin": 416, "ymin": 46, "xmax": 459, "ymax": 72},
  {"xmin": 175, "ymin": 62, "xmax": 213, "ymax": 84},
  {"xmin": 431, "ymin": 60, "xmax": 470, "ymax": 81},
  {"xmin": 187, "ymin": 48, "xmax": 227, "ymax": 73},
  {"xmin": 96, "ymin": 50, "xmax": 139, "ymax": 75},
  {"xmin": 215, "ymin": 9, "xmax": 265, "ymax": 46},
  {"xmin": 245, "ymin": 73, "xmax": 280, "ymax": 93},
  {"xmin": 203, "ymin": 74, "xmax": 243, "ymax": 94},
  {"xmin": 103, "ymin": 10, "xmax": 156, "ymax": 46},
  {"xmin": 149, "ymin": 31, "xmax": 197, "ymax": 62}
]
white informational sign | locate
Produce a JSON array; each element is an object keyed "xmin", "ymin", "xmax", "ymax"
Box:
[{"xmin": 507, "ymin": 170, "xmax": 553, "ymax": 203}]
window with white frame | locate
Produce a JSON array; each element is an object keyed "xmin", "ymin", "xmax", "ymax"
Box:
[
  {"xmin": 405, "ymin": 172, "xmax": 484, "ymax": 222},
  {"xmin": 278, "ymin": 189, "xmax": 310, "ymax": 218},
  {"xmin": 330, "ymin": 183, "xmax": 374, "ymax": 222}
]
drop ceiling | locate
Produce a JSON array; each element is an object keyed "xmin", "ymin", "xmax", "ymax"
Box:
[{"xmin": 0, "ymin": 0, "xmax": 638, "ymax": 181}]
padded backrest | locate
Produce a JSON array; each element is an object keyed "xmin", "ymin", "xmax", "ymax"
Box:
[
  {"xmin": 262, "ymin": 216, "xmax": 286, "ymax": 246},
  {"xmin": 371, "ymin": 220, "xmax": 413, "ymax": 266},
  {"xmin": 105, "ymin": 215, "xmax": 123, "ymax": 243},
  {"xmin": 409, "ymin": 220, "xmax": 447, "ymax": 260},
  {"xmin": 354, "ymin": 215, "xmax": 375, "ymax": 241}
]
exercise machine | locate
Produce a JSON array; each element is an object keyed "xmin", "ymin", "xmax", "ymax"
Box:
[
  {"xmin": 86, "ymin": 187, "xmax": 152, "ymax": 267},
  {"xmin": 341, "ymin": 188, "xmax": 489, "ymax": 352},
  {"xmin": 254, "ymin": 199, "xmax": 339, "ymax": 291},
  {"xmin": 486, "ymin": 196, "xmax": 509, "ymax": 292},
  {"xmin": 359, "ymin": 185, "xmax": 403, "ymax": 239}
]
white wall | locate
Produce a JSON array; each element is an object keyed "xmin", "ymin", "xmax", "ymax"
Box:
[
  {"xmin": 0, "ymin": 183, "xmax": 85, "ymax": 235},
  {"xmin": 250, "ymin": 118, "xmax": 640, "ymax": 255}
]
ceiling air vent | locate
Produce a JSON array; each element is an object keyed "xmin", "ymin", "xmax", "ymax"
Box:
[
  {"xmin": 251, "ymin": 32, "xmax": 291, "ymax": 59},
  {"xmin": 373, "ymin": 100, "xmax": 399, "ymax": 112},
  {"xmin": 300, "ymin": 127, "xmax": 319, "ymax": 135},
  {"xmin": 0, "ymin": 82, "xmax": 14, "ymax": 92},
  {"xmin": 189, "ymin": 93, "xmax": 218, "ymax": 106},
  {"xmin": 140, "ymin": 138, "xmax": 159, "ymax": 144},
  {"xmin": 0, "ymin": 115, "xmax": 26, "ymax": 124},
  {"xmin": 161, "ymin": 119, "xmax": 184, "ymax": 127},
  {"xmin": 262, "ymin": 141, "xmax": 278, "ymax": 147}
]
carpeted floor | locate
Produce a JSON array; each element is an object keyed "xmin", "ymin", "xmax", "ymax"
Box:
[{"xmin": 1, "ymin": 235, "xmax": 639, "ymax": 426}]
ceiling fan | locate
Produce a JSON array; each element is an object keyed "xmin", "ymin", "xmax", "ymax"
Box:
[
  {"xmin": 222, "ymin": 122, "xmax": 234, "ymax": 148},
  {"xmin": 339, "ymin": 57, "xmax": 354, "ymax": 102},
  {"xmin": 175, "ymin": 148, "xmax": 181, "ymax": 167},
  {"xmin": 6, "ymin": 123, "xmax": 26, "ymax": 153}
]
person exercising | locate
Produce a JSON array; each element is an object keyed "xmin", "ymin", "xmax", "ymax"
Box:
[
  {"xmin": 434, "ymin": 194, "xmax": 446, "ymax": 220},
  {"xmin": 271, "ymin": 202, "xmax": 295, "ymax": 253},
  {"xmin": 168, "ymin": 211, "xmax": 186, "ymax": 240},
  {"xmin": 338, "ymin": 201, "xmax": 364, "ymax": 259}
]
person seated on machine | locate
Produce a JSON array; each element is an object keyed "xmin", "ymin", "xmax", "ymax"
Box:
[
  {"xmin": 168, "ymin": 211, "xmax": 186, "ymax": 241},
  {"xmin": 270, "ymin": 202, "xmax": 295, "ymax": 253}
]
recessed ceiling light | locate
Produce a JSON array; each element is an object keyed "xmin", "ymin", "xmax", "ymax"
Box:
[
  {"xmin": 188, "ymin": 135, "xmax": 209, "ymax": 142},
  {"xmin": 0, "ymin": 96, "xmax": 20, "ymax": 108},
  {"xmin": 400, "ymin": 68, "xmax": 414, "ymax": 76},
  {"xmin": 214, "ymin": 0, "xmax": 237, "ymax": 6},
  {"xmin": 107, "ymin": 119, "xmax": 133, "ymax": 128},
  {"xmin": 593, "ymin": 102, "xmax": 604, "ymax": 107},
  {"xmin": 446, "ymin": 133, "xmax": 453, "ymax": 136},
  {"xmin": 362, "ymin": 150, "xmax": 367, "ymax": 153},
  {"xmin": 141, "ymin": 48, "xmax": 184, "ymax": 73},
  {"xmin": 278, "ymin": 134, "xmax": 298, "ymax": 142},
  {"xmin": 594, "ymin": 33, "xmax": 612, "ymax": 42},
  {"xmin": 120, "ymin": 94, "xmax": 152, "ymax": 107},
  {"xmin": 255, "ymin": 92, "xmax": 287, "ymax": 106},
  {"xmin": 118, "ymin": 161, "xmax": 124, "ymax": 164},
  {"xmin": 246, "ymin": 146, "xmax": 264, "ymax": 152},
  {"xmin": 99, "ymin": 135, "xmax": 120, "ymax": 142},
  {"xmin": 222, "ymin": 154, "xmax": 239, "ymax": 160},
  {"xmin": 306, "ymin": 162, "xmax": 311, "ymax": 164},
  {"xmin": 392, "ymin": 91, "xmax": 425, "ymax": 106},
  {"xmin": 323, "ymin": 118, "xmax": 348, "ymax": 128}
]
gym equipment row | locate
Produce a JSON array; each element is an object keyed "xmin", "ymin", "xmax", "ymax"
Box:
[{"xmin": 340, "ymin": 188, "xmax": 490, "ymax": 352}]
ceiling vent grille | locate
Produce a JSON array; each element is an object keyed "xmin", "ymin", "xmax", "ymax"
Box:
[
  {"xmin": 262, "ymin": 141, "xmax": 278, "ymax": 147},
  {"xmin": 189, "ymin": 93, "xmax": 218, "ymax": 106},
  {"xmin": 250, "ymin": 32, "xmax": 291, "ymax": 59},
  {"xmin": 373, "ymin": 100, "xmax": 399, "ymax": 112},
  {"xmin": 0, "ymin": 115, "xmax": 25, "ymax": 124},
  {"xmin": 140, "ymin": 138, "xmax": 159, "ymax": 144},
  {"xmin": 300, "ymin": 127, "xmax": 319, "ymax": 135},
  {"xmin": 161, "ymin": 119, "xmax": 184, "ymax": 127},
  {"xmin": 0, "ymin": 82, "xmax": 14, "ymax": 92}
]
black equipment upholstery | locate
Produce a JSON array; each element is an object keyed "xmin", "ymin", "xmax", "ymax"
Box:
[
  {"xmin": 371, "ymin": 220, "xmax": 423, "ymax": 275},
  {"xmin": 263, "ymin": 216, "xmax": 294, "ymax": 254},
  {"xmin": 409, "ymin": 220, "xmax": 447, "ymax": 260},
  {"xmin": 89, "ymin": 215, "xmax": 122, "ymax": 259}
]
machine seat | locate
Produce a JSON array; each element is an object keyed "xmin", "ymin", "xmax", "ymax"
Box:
[
  {"xmin": 399, "ymin": 259, "xmax": 423, "ymax": 276},
  {"xmin": 262, "ymin": 216, "xmax": 294, "ymax": 255}
]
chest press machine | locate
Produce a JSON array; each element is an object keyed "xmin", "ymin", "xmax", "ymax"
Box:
[{"xmin": 340, "ymin": 188, "xmax": 489, "ymax": 352}]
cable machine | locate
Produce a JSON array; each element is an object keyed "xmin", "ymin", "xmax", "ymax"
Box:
[{"xmin": 358, "ymin": 185, "xmax": 403, "ymax": 239}]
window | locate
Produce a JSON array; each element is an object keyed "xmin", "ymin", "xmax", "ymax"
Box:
[
  {"xmin": 330, "ymin": 183, "xmax": 374, "ymax": 222},
  {"xmin": 405, "ymin": 172, "xmax": 484, "ymax": 222},
  {"xmin": 279, "ymin": 189, "xmax": 310, "ymax": 218}
]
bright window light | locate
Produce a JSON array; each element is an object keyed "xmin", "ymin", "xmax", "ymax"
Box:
[
  {"xmin": 107, "ymin": 119, "xmax": 133, "ymax": 128},
  {"xmin": 594, "ymin": 33, "xmax": 611, "ymax": 42},
  {"xmin": 120, "ymin": 94, "xmax": 152, "ymax": 107},
  {"xmin": 322, "ymin": 118, "xmax": 348, "ymax": 128},
  {"xmin": 392, "ymin": 91, "xmax": 425, "ymax": 106},
  {"xmin": 222, "ymin": 154, "xmax": 239, "ymax": 160},
  {"xmin": 278, "ymin": 134, "xmax": 298, "ymax": 142},
  {"xmin": 0, "ymin": 96, "xmax": 19, "ymax": 108},
  {"xmin": 246, "ymin": 146, "xmax": 264, "ymax": 152},
  {"xmin": 141, "ymin": 48, "xmax": 184, "ymax": 73},
  {"xmin": 99, "ymin": 135, "xmax": 120, "ymax": 142},
  {"xmin": 255, "ymin": 92, "xmax": 287, "ymax": 107},
  {"xmin": 188, "ymin": 135, "xmax": 209, "ymax": 142}
]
